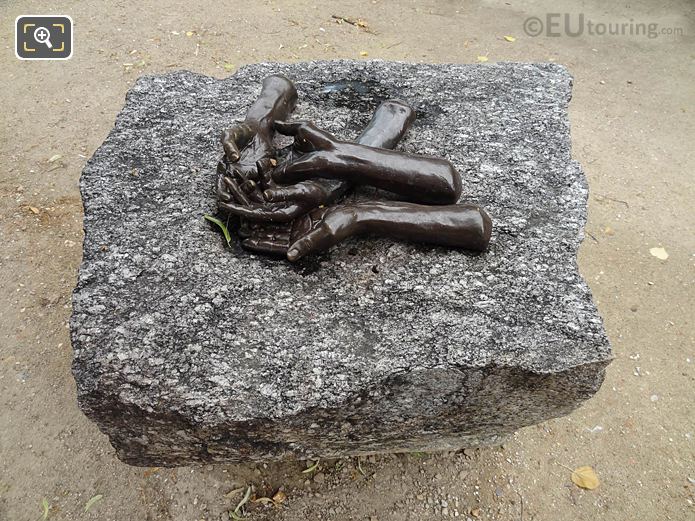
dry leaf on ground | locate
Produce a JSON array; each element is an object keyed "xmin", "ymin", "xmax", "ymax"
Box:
[
  {"xmin": 571, "ymin": 466, "xmax": 600, "ymax": 489},
  {"xmin": 224, "ymin": 487, "xmax": 245, "ymax": 498},
  {"xmin": 272, "ymin": 490, "xmax": 287, "ymax": 504},
  {"xmin": 84, "ymin": 494, "xmax": 103, "ymax": 512},
  {"xmin": 649, "ymin": 247, "xmax": 669, "ymax": 260},
  {"xmin": 143, "ymin": 467, "xmax": 160, "ymax": 478},
  {"xmin": 302, "ymin": 460, "xmax": 320, "ymax": 474}
]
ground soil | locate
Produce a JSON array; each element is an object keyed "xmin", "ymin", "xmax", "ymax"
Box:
[{"xmin": 1, "ymin": 1, "xmax": 693, "ymax": 520}]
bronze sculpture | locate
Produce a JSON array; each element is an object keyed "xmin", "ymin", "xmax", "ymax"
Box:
[{"xmin": 214, "ymin": 75, "xmax": 492, "ymax": 260}]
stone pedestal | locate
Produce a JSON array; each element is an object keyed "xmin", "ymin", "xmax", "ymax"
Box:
[{"xmin": 71, "ymin": 61, "xmax": 611, "ymax": 466}]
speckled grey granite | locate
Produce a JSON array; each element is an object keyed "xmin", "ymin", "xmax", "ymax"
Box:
[{"xmin": 71, "ymin": 60, "xmax": 611, "ymax": 466}]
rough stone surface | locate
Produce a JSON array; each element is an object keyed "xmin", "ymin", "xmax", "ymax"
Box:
[{"xmin": 71, "ymin": 60, "xmax": 611, "ymax": 466}]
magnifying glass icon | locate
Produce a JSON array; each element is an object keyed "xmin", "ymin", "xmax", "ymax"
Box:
[{"xmin": 34, "ymin": 26, "xmax": 53, "ymax": 49}]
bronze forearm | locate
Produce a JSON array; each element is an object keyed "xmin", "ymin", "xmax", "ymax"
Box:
[
  {"xmin": 266, "ymin": 99, "xmax": 416, "ymax": 206},
  {"xmin": 221, "ymin": 74, "xmax": 297, "ymax": 164},
  {"xmin": 286, "ymin": 201, "xmax": 491, "ymax": 261},
  {"xmin": 273, "ymin": 123, "xmax": 463, "ymax": 205},
  {"xmin": 351, "ymin": 201, "xmax": 491, "ymax": 250}
]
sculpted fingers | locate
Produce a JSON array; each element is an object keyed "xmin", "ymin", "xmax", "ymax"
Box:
[
  {"xmin": 217, "ymin": 174, "xmax": 232, "ymax": 203},
  {"xmin": 264, "ymin": 182, "xmax": 323, "ymax": 204},
  {"xmin": 222, "ymin": 175, "xmax": 251, "ymax": 206},
  {"xmin": 241, "ymin": 224, "xmax": 291, "ymax": 255},
  {"xmin": 272, "ymin": 152, "xmax": 330, "ymax": 184},
  {"xmin": 221, "ymin": 123, "xmax": 254, "ymax": 162},
  {"xmin": 242, "ymin": 238, "xmax": 289, "ymax": 255},
  {"xmin": 274, "ymin": 120, "xmax": 304, "ymax": 136},
  {"xmin": 219, "ymin": 200, "xmax": 301, "ymax": 223},
  {"xmin": 275, "ymin": 120, "xmax": 336, "ymax": 152},
  {"xmin": 286, "ymin": 224, "xmax": 336, "ymax": 261},
  {"xmin": 218, "ymin": 201, "xmax": 263, "ymax": 220}
]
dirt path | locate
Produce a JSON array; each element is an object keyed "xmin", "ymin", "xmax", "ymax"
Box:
[{"xmin": 1, "ymin": 1, "xmax": 693, "ymax": 520}]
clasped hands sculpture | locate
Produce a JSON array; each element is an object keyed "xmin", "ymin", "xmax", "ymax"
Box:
[{"xmin": 216, "ymin": 74, "xmax": 491, "ymax": 261}]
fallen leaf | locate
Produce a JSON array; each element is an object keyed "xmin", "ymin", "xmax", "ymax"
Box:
[
  {"xmin": 40, "ymin": 498, "xmax": 50, "ymax": 520},
  {"xmin": 503, "ymin": 35, "xmax": 516, "ymax": 42},
  {"xmin": 204, "ymin": 215, "xmax": 232, "ymax": 247},
  {"xmin": 28, "ymin": 206, "xmax": 40, "ymax": 214},
  {"xmin": 143, "ymin": 467, "xmax": 160, "ymax": 478},
  {"xmin": 47, "ymin": 154, "xmax": 62, "ymax": 163},
  {"xmin": 571, "ymin": 466, "xmax": 600, "ymax": 490},
  {"xmin": 302, "ymin": 460, "xmax": 320, "ymax": 474},
  {"xmin": 360, "ymin": 51, "xmax": 369, "ymax": 57},
  {"xmin": 84, "ymin": 494, "xmax": 103, "ymax": 512},
  {"xmin": 477, "ymin": 56, "xmax": 489, "ymax": 62},
  {"xmin": 223, "ymin": 63, "xmax": 235, "ymax": 71},
  {"xmin": 649, "ymin": 247, "xmax": 668, "ymax": 260},
  {"xmin": 224, "ymin": 487, "xmax": 245, "ymax": 499},
  {"xmin": 272, "ymin": 490, "xmax": 287, "ymax": 504},
  {"xmin": 230, "ymin": 486, "xmax": 252, "ymax": 520},
  {"xmin": 356, "ymin": 457, "xmax": 366, "ymax": 476}
]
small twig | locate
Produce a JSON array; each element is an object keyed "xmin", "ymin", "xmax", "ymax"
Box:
[
  {"xmin": 424, "ymin": 10, "xmax": 449, "ymax": 18},
  {"xmin": 331, "ymin": 15, "xmax": 376, "ymax": 34},
  {"xmin": 595, "ymin": 194, "xmax": 629, "ymax": 208},
  {"xmin": 517, "ymin": 491, "xmax": 524, "ymax": 521},
  {"xmin": 331, "ymin": 15, "xmax": 360, "ymax": 27}
]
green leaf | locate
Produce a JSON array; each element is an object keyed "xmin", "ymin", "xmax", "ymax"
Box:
[
  {"xmin": 84, "ymin": 494, "xmax": 103, "ymax": 512},
  {"xmin": 204, "ymin": 214, "xmax": 232, "ymax": 246},
  {"xmin": 39, "ymin": 498, "xmax": 49, "ymax": 520}
]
